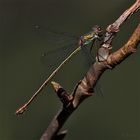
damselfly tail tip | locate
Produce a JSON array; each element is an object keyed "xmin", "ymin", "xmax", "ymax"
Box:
[{"xmin": 15, "ymin": 104, "xmax": 27, "ymax": 116}]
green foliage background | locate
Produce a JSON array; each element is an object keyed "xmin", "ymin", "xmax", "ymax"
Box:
[{"xmin": 0, "ymin": 0, "xmax": 139, "ymax": 140}]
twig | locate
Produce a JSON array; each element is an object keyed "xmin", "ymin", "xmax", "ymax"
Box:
[
  {"xmin": 39, "ymin": 1, "xmax": 140, "ymax": 139},
  {"xmin": 98, "ymin": 0, "xmax": 140, "ymax": 63},
  {"xmin": 103, "ymin": 0, "xmax": 140, "ymax": 46},
  {"xmin": 40, "ymin": 23, "xmax": 140, "ymax": 140},
  {"xmin": 107, "ymin": 23, "xmax": 140, "ymax": 67}
]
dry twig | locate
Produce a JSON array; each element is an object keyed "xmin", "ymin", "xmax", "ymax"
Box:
[{"xmin": 39, "ymin": 1, "xmax": 140, "ymax": 140}]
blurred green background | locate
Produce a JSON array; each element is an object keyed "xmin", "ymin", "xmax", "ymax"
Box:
[{"xmin": 0, "ymin": 0, "xmax": 140, "ymax": 140}]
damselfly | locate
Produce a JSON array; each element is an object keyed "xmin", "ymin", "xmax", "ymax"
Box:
[{"xmin": 16, "ymin": 25, "xmax": 102, "ymax": 115}]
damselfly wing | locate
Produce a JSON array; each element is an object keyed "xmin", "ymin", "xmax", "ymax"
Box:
[{"xmin": 34, "ymin": 25, "xmax": 102, "ymax": 68}]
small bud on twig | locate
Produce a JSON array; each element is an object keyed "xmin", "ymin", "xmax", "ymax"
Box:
[{"xmin": 51, "ymin": 81, "xmax": 73, "ymax": 107}]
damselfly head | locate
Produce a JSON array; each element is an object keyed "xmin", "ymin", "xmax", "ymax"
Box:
[{"xmin": 92, "ymin": 25, "xmax": 102, "ymax": 33}]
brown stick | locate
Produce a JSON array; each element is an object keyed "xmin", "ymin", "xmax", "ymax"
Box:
[
  {"xmin": 107, "ymin": 0, "xmax": 140, "ymax": 33},
  {"xmin": 98, "ymin": 0, "xmax": 140, "ymax": 64},
  {"xmin": 39, "ymin": 0, "xmax": 140, "ymax": 138},
  {"xmin": 103, "ymin": 0, "xmax": 140, "ymax": 45},
  {"xmin": 40, "ymin": 1, "xmax": 140, "ymax": 140},
  {"xmin": 107, "ymin": 23, "xmax": 140, "ymax": 66},
  {"xmin": 40, "ymin": 23, "xmax": 140, "ymax": 140}
]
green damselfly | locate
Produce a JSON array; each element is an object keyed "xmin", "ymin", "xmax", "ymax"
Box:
[{"xmin": 16, "ymin": 25, "xmax": 102, "ymax": 115}]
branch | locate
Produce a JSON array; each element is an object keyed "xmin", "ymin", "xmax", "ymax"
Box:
[
  {"xmin": 40, "ymin": 0, "xmax": 140, "ymax": 138},
  {"xmin": 98, "ymin": 0, "xmax": 140, "ymax": 62},
  {"xmin": 107, "ymin": 23, "xmax": 140, "ymax": 67},
  {"xmin": 40, "ymin": 23, "xmax": 140, "ymax": 140},
  {"xmin": 103, "ymin": 0, "xmax": 140, "ymax": 45}
]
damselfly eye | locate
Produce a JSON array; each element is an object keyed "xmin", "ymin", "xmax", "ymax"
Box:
[
  {"xmin": 97, "ymin": 26, "xmax": 102, "ymax": 33},
  {"xmin": 98, "ymin": 27, "xmax": 101, "ymax": 31},
  {"xmin": 92, "ymin": 25, "xmax": 102, "ymax": 33}
]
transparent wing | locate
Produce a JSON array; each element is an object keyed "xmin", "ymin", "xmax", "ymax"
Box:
[
  {"xmin": 40, "ymin": 41, "xmax": 78, "ymax": 70},
  {"xmin": 32, "ymin": 24, "xmax": 79, "ymax": 45},
  {"xmin": 32, "ymin": 24, "xmax": 79, "ymax": 69}
]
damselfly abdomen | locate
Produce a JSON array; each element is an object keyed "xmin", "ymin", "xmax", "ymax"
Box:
[{"xmin": 16, "ymin": 25, "xmax": 103, "ymax": 115}]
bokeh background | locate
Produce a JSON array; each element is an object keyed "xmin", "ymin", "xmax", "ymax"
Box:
[{"xmin": 0, "ymin": 0, "xmax": 140, "ymax": 140}]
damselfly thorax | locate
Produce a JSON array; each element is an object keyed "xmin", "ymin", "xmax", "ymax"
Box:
[{"xmin": 79, "ymin": 25, "xmax": 102, "ymax": 46}]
